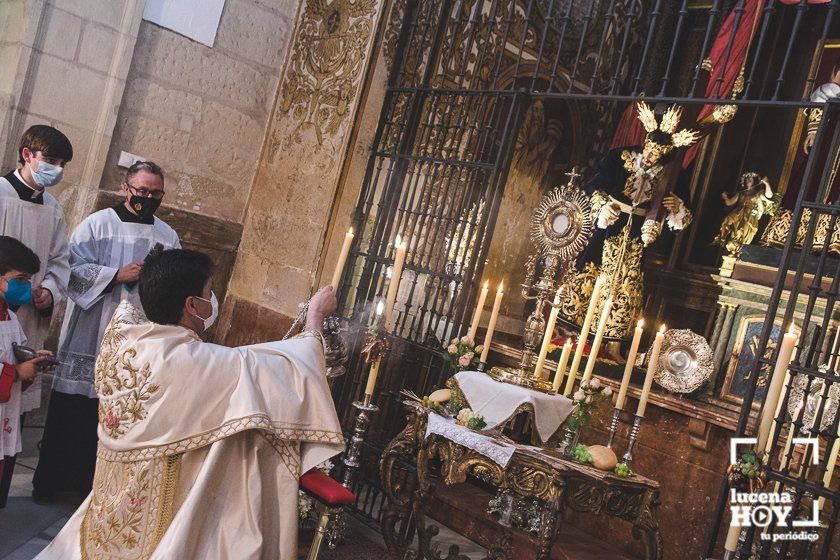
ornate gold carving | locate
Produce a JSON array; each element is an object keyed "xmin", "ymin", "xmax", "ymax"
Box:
[
  {"xmin": 379, "ymin": 401, "xmax": 664, "ymax": 560},
  {"xmin": 714, "ymin": 173, "xmax": 777, "ymax": 257},
  {"xmin": 275, "ymin": 0, "xmax": 380, "ymax": 148},
  {"xmin": 760, "ymin": 207, "xmax": 793, "ymax": 248},
  {"xmin": 559, "ymin": 262, "xmax": 599, "ymax": 330},
  {"xmin": 81, "ymin": 454, "xmax": 182, "ymax": 560}
]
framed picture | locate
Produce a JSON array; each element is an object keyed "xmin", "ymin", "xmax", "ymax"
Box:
[
  {"xmin": 720, "ymin": 314, "xmax": 786, "ymax": 407},
  {"xmin": 778, "ymin": 39, "xmax": 840, "ymax": 200}
]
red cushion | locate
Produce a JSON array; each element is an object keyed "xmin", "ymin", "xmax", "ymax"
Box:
[{"xmin": 300, "ymin": 469, "xmax": 355, "ymax": 506}]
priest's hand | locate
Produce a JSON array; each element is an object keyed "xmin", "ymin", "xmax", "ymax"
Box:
[
  {"xmin": 117, "ymin": 262, "xmax": 143, "ymax": 284},
  {"xmin": 32, "ymin": 286, "xmax": 53, "ymax": 310},
  {"xmin": 305, "ymin": 286, "xmax": 338, "ymax": 331}
]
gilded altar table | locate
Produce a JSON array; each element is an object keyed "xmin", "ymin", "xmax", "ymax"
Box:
[{"xmin": 379, "ymin": 401, "xmax": 663, "ymax": 560}]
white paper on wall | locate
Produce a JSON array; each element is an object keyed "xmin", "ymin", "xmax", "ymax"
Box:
[{"xmin": 142, "ymin": 0, "xmax": 226, "ymax": 48}]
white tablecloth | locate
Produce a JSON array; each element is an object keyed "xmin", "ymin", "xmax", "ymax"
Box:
[
  {"xmin": 425, "ymin": 412, "xmax": 517, "ymax": 467},
  {"xmin": 454, "ymin": 370, "xmax": 574, "ymax": 443}
]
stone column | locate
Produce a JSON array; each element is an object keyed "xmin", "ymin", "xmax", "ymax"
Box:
[
  {"xmin": 222, "ymin": 0, "xmax": 388, "ymax": 341},
  {"xmin": 712, "ymin": 304, "xmax": 738, "ymax": 375}
]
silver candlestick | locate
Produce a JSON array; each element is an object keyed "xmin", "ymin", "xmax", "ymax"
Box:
[
  {"xmin": 341, "ymin": 398, "xmax": 379, "ymax": 489},
  {"xmin": 617, "ymin": 414, "xmax": 643, "ymax": 474},
  {"xmin": 606, "ymin": 407, "xmax": 622, "ymax": 449}
]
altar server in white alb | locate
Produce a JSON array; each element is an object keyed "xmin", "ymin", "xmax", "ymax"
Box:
[
  {"xmin": 0, "ymin": 125, "xmax": 72, "ymax": 413},
  {"xmin": 33, "ymin": 161, "xmax": 180, "ymax": 502},
  {"xmin": 36, "ymin": 249, "xmax": 344, "ymax": 560}
]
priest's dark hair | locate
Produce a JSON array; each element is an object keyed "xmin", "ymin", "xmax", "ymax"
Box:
[
  {"xmin": 126, "ymin": 160, "xmax": 164, "ymax": 183},
  {"xmin": 139, "ymin": 248, "xmax": 214, "ymax": 325},
  {"xmin": 0, "ymin": 236, "xmax": 41, "ymax": 276},
  {"xmin": 18, "ymin": 125, "xmax": 73, "ymax": 165}
]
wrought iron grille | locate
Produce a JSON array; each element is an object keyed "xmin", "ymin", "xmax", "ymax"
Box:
[{"xmin": 329, "ymin": 0, "xmax": 840, "ymax": 553}]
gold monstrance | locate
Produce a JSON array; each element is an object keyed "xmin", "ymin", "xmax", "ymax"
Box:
[{"xmin": 489, "ymin": 169, "xmax": 592, "ymax": 391}]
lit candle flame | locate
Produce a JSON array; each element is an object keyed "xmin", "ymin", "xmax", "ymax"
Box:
[
  {"xmin": 395, "ymin": 234, "xmax": 402, "ymax": 246},
  {"xmin": 566, "ymin": 338, "xmax": 572, "ymax": 346},
  {"xmin": 348, "ymin": 227, "xmax": 354, "ymax": 235},
  {"xmin": 375, "ymin": 300, "xmax": 384, "ymax": 315},
  {"xmin": 637, "ymin": 319, "xmax": 644, "ymax": 328},
  {"xmin": 788, "ymin": 323, "xmax": 796, "ymax": 335},
  {"xmin": 659, "ymin": 324, "xmax": 666, "ymax": 334},
  {"xmin": 483, "ymin": 280, "xmax": 489, "ymax": 289},
  {"xmin": 498, "ymin": 281, "xmax": 504, "ymax": 294}
]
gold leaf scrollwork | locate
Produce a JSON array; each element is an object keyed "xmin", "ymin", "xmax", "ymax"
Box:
[{"xmin": 276, "ymin": 0, "xmax": 380, "ymax": 149}]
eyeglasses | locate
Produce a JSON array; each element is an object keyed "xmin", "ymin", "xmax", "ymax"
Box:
[{"xmin": 127, "ymin": 184, "xmax": 165, "ymax": 199}]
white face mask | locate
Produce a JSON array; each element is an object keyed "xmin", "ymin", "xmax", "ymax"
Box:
[
  {"xmin": 192, "ymin": 292, "xmax": 218, "ymax": 331},
  {"xmin": 31, "ymin": 159, "xmax": 64, "ymax": 188}
]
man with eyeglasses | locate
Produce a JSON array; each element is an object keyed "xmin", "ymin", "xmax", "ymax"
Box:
[{"xmin": 32, "ymin": 161, "xmax": 180, "ymax": 502}]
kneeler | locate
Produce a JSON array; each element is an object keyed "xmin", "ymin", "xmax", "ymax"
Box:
[{"xmin": 299, "ymin": 468, "xmax": 356, "ymax": 560}]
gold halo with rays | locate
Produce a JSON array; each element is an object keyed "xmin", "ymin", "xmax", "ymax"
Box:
[{"xmin": 529, "ymin": 183, "xmax": 593, "ymax": 261}]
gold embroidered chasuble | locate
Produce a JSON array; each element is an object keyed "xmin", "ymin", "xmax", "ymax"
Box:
[{"xmin": 36, "ymin": 301, "xmax": 345, "ymax": 560}]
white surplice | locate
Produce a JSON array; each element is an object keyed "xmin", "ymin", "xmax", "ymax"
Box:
[
  {"xmin": 53, "ymin": 208, "xmax": 180, "ymax": 397},
  {"xmin": 0, "ymin": 175, "xmax": 70, "ymax": 412},
  {"xmin": 0, "ymin": 310, "xmax": 27, "ymax": 458},
  {"xmin": 36, "ymin": 301, "xmax": 345, "ymax": 560}
]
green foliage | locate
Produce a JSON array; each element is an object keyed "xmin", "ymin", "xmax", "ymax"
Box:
[
  {"xmin": 614, "ymin": 463, "xmax": 631, "ymax": 477},
  {"xmin": 574, "ymin": 444, "xmax": 593, "ymax": 464}
]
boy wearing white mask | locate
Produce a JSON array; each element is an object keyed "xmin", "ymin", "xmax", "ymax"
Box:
[
  {"xmin": 0, "ymin": 125, "xmax": 72, "ymax": 414},
  {"xmin": 32, "ymin": 161, "xmax": 179, "ymax": 502}
]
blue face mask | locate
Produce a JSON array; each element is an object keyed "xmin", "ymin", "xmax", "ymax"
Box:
[
  {"xmin": 31, "ymin": 160, "xmax": 63, "ymax": 188},
  {"xmin": 3, "ymin": 278, "xmax": 32, "ymax": 306}
]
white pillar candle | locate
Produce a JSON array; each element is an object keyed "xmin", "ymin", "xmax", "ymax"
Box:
[
  {"xmin": 364, "ymin": 301, "xmax": 385, "ymax": 397},
  {"xmin": 467, "ymin": 280, "xmax": 489, "ymax": 343},
  {"xmin": 764, "ymin": 371, "xmax": 792, "ymax": 455},
  {"xmin": 756, "ymin": 325, "xmax": 798, "ymax": 452},
  {"xmin": 330, "ymin": 227, "xmax": 354, "ymax": 291},
  {"xmin": 480, "ymin": 282, "xmax": 504, "ymax": 364},
  {"xmin": 534, "ymin": 287, "xmax": 563, "ymax": 379},
  {"xmin": 552, "ymin": 339, "xmax": 573, "ymax": 393},
  {"xmin": 724, "ymin": 519, "xmax": 742, "ymax": 553},
  {"xmin": 615, "ymin": 319, "xmax": 644, "ymax": 410},
  {"xmin": 581, "ymin": 297, "xmax": 613, "ymax": 385},
  {"xmin": 565, "ymin": 275, "xmax": 605, "ymax": 394},
  {"xmin": 384, "ymin": 236, "xmax": 407, "ymax": 331},
  {"xmin": 636, "ymin": 324, "xmax": 665, "ymax": 417}
]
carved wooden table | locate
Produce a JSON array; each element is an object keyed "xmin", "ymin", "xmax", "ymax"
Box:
[{"xmin": 379, "ymin": 401, "xmax": 663, "ymax": 560}]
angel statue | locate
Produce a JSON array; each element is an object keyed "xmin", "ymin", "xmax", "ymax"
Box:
[
  {"xmin": 557, "ymin": 102, "xmax": 700, "ymax": 362},
  {"xmin": 715, "ymin": 172, "xmax": 777, "ymax": 257}
]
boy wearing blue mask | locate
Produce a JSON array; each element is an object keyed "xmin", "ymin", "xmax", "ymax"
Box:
[
  {"xmin": 0, "ymin": 236, "xmax": 55, "ymax": 508},
  {"xmin": 0, "ymin": 125, "xmax": 72, "ymax": 415}
]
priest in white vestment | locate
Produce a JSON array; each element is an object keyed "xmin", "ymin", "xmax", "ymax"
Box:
[
  {"xmin": 36, "ymin": 248, "xmax": 344, "ymax": 560},
  {"xmin": 0, "ymin": 125, "xmax": 73, "ymax": 413},
  {"xmin": 33, "ymin": 161, "xmax": 180, "ymax": 500}
]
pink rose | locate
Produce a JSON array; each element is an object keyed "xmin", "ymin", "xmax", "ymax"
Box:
[
  {"xmin": 603, "ymin": 387, "xmax": 613, "ymax": 397},
  {"xmin": 104, "ymin": 410, "xmax": 119, "ymax": 430},
  {"xmin": 458, "ymin": 354, "xmax": 471, "ymax": 367},
  {"xmin": 123, "ymin": 495, "xmax": 142, "ymax": 513},
  {"xmin": 447, "ymin": 344, "xmax": 458, "ymax": 354},
  {"xmin": 573, "ymin": 390, "xmax": 585, "ymax": 402},
  {"xmin": 589, "ymin": 378, "xmax": 601, "ymax": 389},
  {"xmin": 460, "ymin": 336, "xmax": 474, "ymax": 346}
]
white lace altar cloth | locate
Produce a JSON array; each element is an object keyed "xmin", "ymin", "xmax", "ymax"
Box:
[
  {"xmin": 425, "ymin": 412, "xmax": 517, "ymax": 468},
  {"xmin": 454, "ymin": 371, "xmax": 574, "ymax": 443}
]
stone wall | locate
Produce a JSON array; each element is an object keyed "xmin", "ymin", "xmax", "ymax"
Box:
[
  {"xmin": 218, "ymin": 0, "xmax": 388, "ymax": 343},
  {"xmin": 0, "ymin": 0, "xmax": 145, "ymax": 229},
  {"xmin": 99, "ymin": 0, "xmax": 298, "ymax": 223}
]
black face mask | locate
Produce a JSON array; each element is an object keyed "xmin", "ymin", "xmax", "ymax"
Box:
[{"xmin": 130, "ymin": 195, "xmax": 161, "ymax": 218}]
